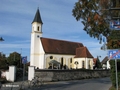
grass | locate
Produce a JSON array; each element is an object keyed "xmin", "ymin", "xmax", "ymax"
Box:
[{"xmin": 109, "ymin": 86, "xmax": 120, "ymax": 90}]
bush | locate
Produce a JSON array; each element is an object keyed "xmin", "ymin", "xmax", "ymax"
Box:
[
  {"xmin": 109, "ymin": 86, "xmax": 120, "ymax": 90},
  {"xmin": 110, "ymin": 60, "xmax": 120, "ymax": 89}
]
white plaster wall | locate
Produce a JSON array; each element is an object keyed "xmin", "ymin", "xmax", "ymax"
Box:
[
  {"xmin": 44, "ymin": 54, "xmax": 94, "ymax": 69},
  {"xmin": 30, "ymin": 34, "xmax": 45, "ymax": 69},
  {"xmin": 30, "ymin": 32, "xmax": 40, "ymax": 67},
  {"xmin": 45, "ymin": 54, "xmax": 74, "ymax": 69},
  {"xmin": 88, "ymin": 58, "xmax": 93, "ymax": 69},
  {"xmin": 107, "ymin": 60, "xmax": 110, "ymax": 69},
  {"xmin": 39, "ymin": 39, "xmax": 45, "ymax": 69},
  {"xmin": 74, "ymin": 58, "xmax": 85, "ymax": 69},
  {"xmin": 74, "ymin": 58, "xmax": 93, "ymax": 69}
]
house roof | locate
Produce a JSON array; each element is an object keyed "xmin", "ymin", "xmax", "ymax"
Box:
[
  {"xmin": 101, "ymin": 56, "xmax": 108, "ymax": 64},
  {"xmin": 32, "ymin": 8, "xmax": 43, "ymax": 24},
  {"xmin": 93, "ymin": 58, "xmax": 97, "ymax": 64},
  {"xmin": 40, "ymin": 37, "xmax": 84, "ymax": 55},
  {"xmin": 74, "ymin": 47, "xmax": 94, "ymax": 58}
]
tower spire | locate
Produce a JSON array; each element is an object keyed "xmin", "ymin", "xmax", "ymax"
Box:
[{"xmin": 32, "ymin": 8, "xmax": 43, "ymax": 24}]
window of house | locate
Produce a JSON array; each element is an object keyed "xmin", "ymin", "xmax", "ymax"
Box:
[
  {"xmin": 89, "ymin": 60, "xmax": 91, "ymax": 69},
  {"xmin": 82, "ymin": 61, "xmax": 85, "ymax": 68},
  {"xmin": 70, "ymin": 58, "xmax": 72, "ymax": 63},
  {"xmin": 61, "ymin": 57, "xmax": 63, "ymax": 66},
  {"xmin": 37, "ymin": 26, "xmax": 39, "ymax": 31}
]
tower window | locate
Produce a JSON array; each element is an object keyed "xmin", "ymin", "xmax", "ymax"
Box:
[
  {"xmin": 37, "ymin": 26, "xmax": 39, "ymax": 31},
  {"xmin": 70, "ymin": 58, "xmax": 72, "ymax": 63}
]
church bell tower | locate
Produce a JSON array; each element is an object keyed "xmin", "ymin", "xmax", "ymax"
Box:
[
  {"xmin": 30, "ymin": 8, "xmax": 43, "ymax": 68},
  {"xmin": 32, "ymin": 8, "xmax": 43, "ymax": 36}
]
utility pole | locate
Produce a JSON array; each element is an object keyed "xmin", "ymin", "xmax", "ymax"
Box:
[
  {"xmin": 109, "ymin": 5, "xmax": 120, "ymax": 90},
  {"xmin": 20, "ymin": 48, "xmax": 22, "ymax": 68}
]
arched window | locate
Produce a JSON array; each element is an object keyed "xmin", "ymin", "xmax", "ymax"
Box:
[
  {"xmin": 61, "ymin": 57, "xmax": 63, "ymax": 66},
  {"xmin": 89, "ymin": 60, "xmax": 91, "ymax": 69},
  {"xmin": 70, "ymin": 58, "xmax": 72, "ymax": 63},
  {"xmin": 37, "ymin": 26, "xmax": 39, "ymax": 31},
  {"xmin": 82, "ymin": 61, "xmax": 85, "ymax": 68}
]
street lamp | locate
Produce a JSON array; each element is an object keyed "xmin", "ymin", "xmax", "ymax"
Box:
[{"xmin": 0, "ymin": 37, "xmax": 4, "ymax": 41}]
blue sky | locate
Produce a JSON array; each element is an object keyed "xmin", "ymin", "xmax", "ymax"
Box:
[{"xmin": 0, "ymin": 0, "xmax": 107, "ymax": 61}]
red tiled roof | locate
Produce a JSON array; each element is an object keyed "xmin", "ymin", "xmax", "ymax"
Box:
[
  {"xmin": 40, "ymin": 37, "xmax": 84, "ymax": 55},
  {"xmin": 74, "ymin": 47, "xmax": 94, "ymax": 58},
  {"xmin": 93, "ymin": 58, "xmax": 97, "ymax": 64}
]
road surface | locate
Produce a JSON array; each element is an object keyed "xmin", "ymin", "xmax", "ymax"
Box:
[
  {"xmin": 1, "ymin": 77, "xmax": 112, "ymax": 90},
  {"xmin": 40, "ymin": 77, "xmax": 112, "ymax": 90}
]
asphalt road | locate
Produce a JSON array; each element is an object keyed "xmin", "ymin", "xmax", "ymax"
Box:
[
  {"xmin": 40, "ymin": 77, "xmax": 112, "ymax": 90},
  {"xmin": 1, "ymin": 77, "xmax": 112, "ymax": 90}
]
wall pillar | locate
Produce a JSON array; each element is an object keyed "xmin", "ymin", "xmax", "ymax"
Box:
[
  {"xmin": 9, "ymin": 66, "xmax": 16, "ymax": 82},
  {"xmin": 28, "ymin": 66, "xmax": 35, "ymax": 81},
  {"xmin": 86, "ymin": 58, "xmax": 88, "ymax": 69}
]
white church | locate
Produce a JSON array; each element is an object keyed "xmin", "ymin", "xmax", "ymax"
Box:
[{"xmin": 30, "ymin": 8, "xmax": 94, "ymax": 69}]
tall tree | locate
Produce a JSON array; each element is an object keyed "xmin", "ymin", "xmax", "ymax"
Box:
[
  {"xmin": 7, "ymin": 52, "xmax": 21, "ymax": 68},
  {"xmin": 72, "ymin": 0, "xmax": 120, "ymax": 43},
  {"xmin": 0, "ymin": 52, "xmax": 8, "ymax": 69}
]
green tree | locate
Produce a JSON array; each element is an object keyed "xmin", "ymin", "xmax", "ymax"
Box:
[
  {"xmin": 96, "ymin": 56, "xmax": 102, "ymax": 68},
  {"xmin": 0, "ymin": 53, "xmax": 8, "ymax": 69},
  {"xmin": 72, "ymin": 0, "xmax": 120, "ymax": 43},
  {"xmin": 7, "ymin": 52, "xmax": 21, "ymax": 68},
  {"xmin": 94, "ymin": 56, "xmax": 102, "ymax": 69},
  {"xmin": 110, "ymin": 60, "xmax": 120, "ymax": 89}
]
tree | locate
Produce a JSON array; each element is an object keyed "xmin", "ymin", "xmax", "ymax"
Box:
[
  {"xmin": 7, "ymin": 52, "xmax": 21, "ymax": 68},
  {"xmin": 107, "ymin": 30, "xmax": 120, "ymax": 49},
  {"xmin": 0, "ymin": 52, "xmax": 8, "ymax": 69},
  {"xmin": 72, "ymin": 0, "xmax": 120, "ymax": 43},
  {"xmin": 94, "ymin": 56, "xmax": 102, "ymax": 69}
]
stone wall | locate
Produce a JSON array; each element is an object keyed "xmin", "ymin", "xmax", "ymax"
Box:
[{"xmin": 35, "ymin": 69, "xmax": 110, "ymax": 82}]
